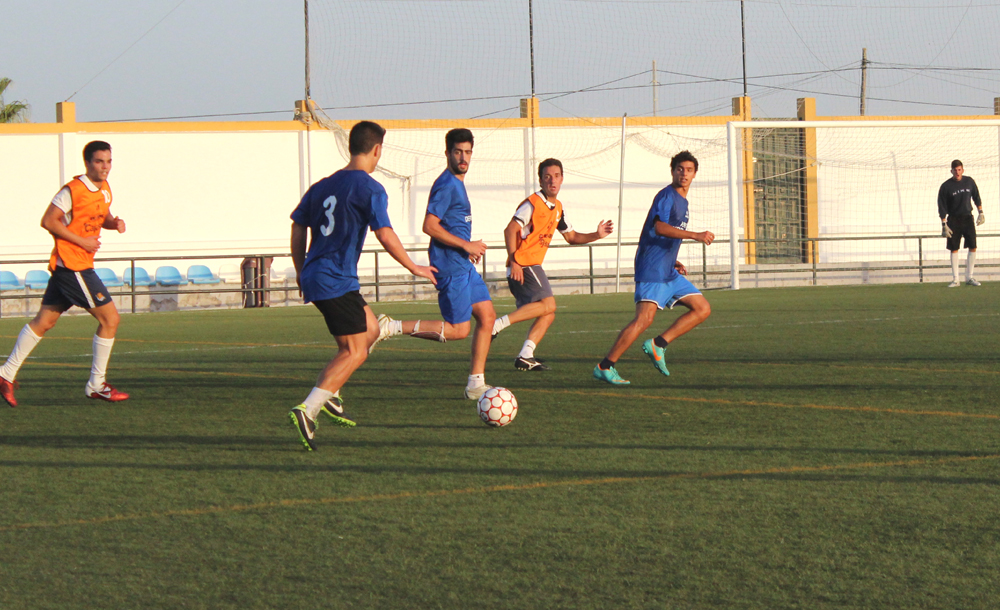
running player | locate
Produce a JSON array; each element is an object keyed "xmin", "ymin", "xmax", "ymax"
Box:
[
  {"xmin": 1, "ymin": 141, "xmax": 129, "ymax": 407},
  {"xmin": 491, "ymin": 158, "xmax": 613, "ymax": 371},
  {"xmin": 287, "ymin": 121, "xmax": 438, "ymax": 451},
  {"xmin": 593, "ymin": 150, "xmax": 713, "ymax": 386},
  {"xmin": 383, "ymin": 128, "xmax": 497, "ymax": 400},
  {"xmin": 938, "ymin": 159, "xmax": 985, "ymax": 287}
]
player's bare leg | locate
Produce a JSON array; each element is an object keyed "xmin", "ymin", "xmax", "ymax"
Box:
[
  {"xmin": 593, "ymin": 302, "xmax": 658, "ymax": 385},
  {"xmin": 317, "ymin": 332, "xmax": 369, "ymax": 396},
  {"xmin": 0, "ymin": 306, "xmax": 64, "ymax": 407},
  {"xmin": 463, "ymin": 300, "xmax": 496, "ymax": 400},
  {"xmin": 659, "ymin": 294, "xmax": 711, "ymax": 343}
]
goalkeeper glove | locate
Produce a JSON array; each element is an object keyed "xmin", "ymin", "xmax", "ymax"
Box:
[
  {"xmin": 977, "ymin": 211, "xmax": 985, "ymax": 226},
  {"xmin": 942, "ymin": 223, "xmax": 953, "ymax": 238}
]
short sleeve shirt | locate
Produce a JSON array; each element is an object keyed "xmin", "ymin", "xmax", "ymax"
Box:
[
  {"xmin": 426, "ymin": 169, "xmax": 474, "ymax": 276},
  {"xmin": 290, "ymin": 169, "xmax": 392, "ymax": 302},
  {"xmin": 634, "ymin": 185, "xmax": 689, "ymax": 283}
]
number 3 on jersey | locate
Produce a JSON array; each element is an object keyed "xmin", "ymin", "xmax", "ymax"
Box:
[{"xmin": 321, "ymin": 196, "xmax": 337, "ymax": 236}]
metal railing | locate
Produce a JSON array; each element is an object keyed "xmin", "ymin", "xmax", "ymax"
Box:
[{"xmin": 1, "ymin": 233, "xmax": 996, "ymax": 317}]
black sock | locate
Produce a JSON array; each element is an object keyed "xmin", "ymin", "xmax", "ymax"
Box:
[
  {"xmin": 654, "ymin": 336, "xmax": 668, "ymax": 349},
  {"xmin": 599, "ymin": 358, "xmax": 615, "ymax": 370}
]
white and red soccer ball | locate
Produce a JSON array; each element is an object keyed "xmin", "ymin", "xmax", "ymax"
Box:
[{"xmin": 477, "ymin": 387, "xmax": 518, "ymax": 427}]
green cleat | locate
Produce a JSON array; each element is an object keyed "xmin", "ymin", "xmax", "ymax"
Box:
[
  {"xmin": 641, "ymin": 339, "xmax": 670, "ymax": 376},
  {"xmin": 289, "ymin": 405, "xmax": 317, "ymax": 451},
  {"xmin": 593, "ymin": 365, "xmax": 630, "ymax": 386},
  {"xmin": 320, "ymin": 396, "xmax": 356, "ymax": 428}
]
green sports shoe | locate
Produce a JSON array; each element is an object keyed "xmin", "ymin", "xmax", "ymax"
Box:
[
  {"xmin": 320, "ymin": 396, "xmax": 356, "ymax": 428},
  {"xmin": 288, "ymin": 405, "xmax": 317, "ymax": 451},
  {"xmin": 593, "ymin": 365, "xmax": 630, "ymax": 386},
  {"xmin": 641, "ymin": 339, "xmax": 670, "ymax": 376}
]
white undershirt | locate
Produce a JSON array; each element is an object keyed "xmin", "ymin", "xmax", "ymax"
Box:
[{"xmin": 512, "ymin": 192, "xmax": 573, "ymax": 239}]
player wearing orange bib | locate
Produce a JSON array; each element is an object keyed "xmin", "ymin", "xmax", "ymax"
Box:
[
  {"xmin": 491, "ymin": 159, "xmax": 614, "ymax": 371},
  {"xmin": 0, "ymin": 141, "xmax": 129, "ymax": 408}
]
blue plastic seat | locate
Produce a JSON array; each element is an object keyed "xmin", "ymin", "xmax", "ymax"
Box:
[
  {"xmin": 123, "ymin": 267, "xmax": 155, "ymax": 287},
  {"xmin": 95, "ymin": 267, "xmax": 124, "ymax": 287},
  {"xmin": 186, "ymin": 264, "xmax": 220, "ymax": 284},
  {"xmin": 154, "ymin": 266, "xmax": 186, "ymax": 286},
  {"xmin": 24, "ymin": 270, "xmax": 50, "ymax": 289},
  {"xmin": 0, "ymin": 270, "xmax": 24, "ymax": 291}
]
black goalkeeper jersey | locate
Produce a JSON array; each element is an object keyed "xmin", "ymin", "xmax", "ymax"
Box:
[{"xmin": 938, "ymin": 176, "xmax": 982, "ymax": 219}]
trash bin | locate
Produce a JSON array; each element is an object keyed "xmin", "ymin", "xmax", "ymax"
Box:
[{"xmin": 241, "ymin": 257, "xmax": 273, "ymax": 308}]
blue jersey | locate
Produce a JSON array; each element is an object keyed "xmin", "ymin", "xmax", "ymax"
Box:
[
  {"xmin": 426, "ymin": 169, "xmax": 474, "ymax": 277},
  {"xmin": 290, "ymin": 169, "xmax": 392, "ymax": 302},
  {"xmin": 634, "ymin": 185, "xmax": 690, "ymax": 283}
]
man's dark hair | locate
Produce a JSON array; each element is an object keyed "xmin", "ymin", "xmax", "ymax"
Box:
[
  {"xmin": 349, "ymin": 121, "xmax": 386, "ymax": 155},
  {"xmin": 538, "ymin": 158, "xmax": 563, "ymax": 181},
  {"xmin": 83, "ymin": 141, "xmax": 111, "ymax": 163},
  {"xmin": 951, "ymin": 159, "xmax": 963, "ymax": 170},
  {"xmin": 445, "ymin": 128, "xmax": 474, "ymax": 151},
  {"xmin": 670, "ymin": 150, "xmax": 698, "ymax": 172}
]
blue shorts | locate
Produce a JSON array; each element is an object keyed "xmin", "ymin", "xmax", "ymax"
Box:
[
  {"xmin": 635, "ymin": 277, "xmax": 701, "ymax": 310},
  {"xmin": 42, "ymin": 267, "xmax": 114, "ymax": 311},
  {"xmin": 436, "ymin": 267, "xmax": 491, "ymax": 324}
]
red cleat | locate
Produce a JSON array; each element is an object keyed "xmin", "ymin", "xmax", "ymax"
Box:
[
  {"xmin": 86, "ymin": 382, "xmax": 130, "ymax": 402},
  {"xmin": 1, "ymin": 377, "xmax": 17, "ymax": 408}
]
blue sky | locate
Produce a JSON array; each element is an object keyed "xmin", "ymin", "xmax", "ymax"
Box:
[{"xmin": 3, "ymin": 1, "xmax": 999, "ymax": 123}]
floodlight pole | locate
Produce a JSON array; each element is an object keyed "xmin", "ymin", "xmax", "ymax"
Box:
[
  {"xmin": 304, "ymin": 0, "xmax": 311, "ymax": 101},
  {"xmin": 741, "ymin": 0, "xmax": 748, "ymax": 97}
]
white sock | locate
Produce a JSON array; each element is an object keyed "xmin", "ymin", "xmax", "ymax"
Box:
[
  {"xmin": 390, "ymin": 319, "xmax": 403, "ymax": 336},
  {"xmin": 88, "ymin": 335, "xmax": 115, "ymax": 389},
  {"xmin": 303, "ymin": 387, "xmax": 335, "ymax": 420},
  {"xmin": 0, "ymin": 325, "xmax": 42, "ymax": 382},
  {"xmin": 466, "ymin": 373, "xmax": 485, "ymax": 390},
  {"xmin": 518, "ymin": 339, "xmax": 537, "ymax": 360},
  {"xmin": 967, "ymin": 251, "xmax": 977, "ymax": 280},
  {"xmin": 492, "ymin": 315, "xmax": 510, "ymax": 335},
  {"xmin": 951, "ymin": 251, "xmax": 960, "ymax": 282}
]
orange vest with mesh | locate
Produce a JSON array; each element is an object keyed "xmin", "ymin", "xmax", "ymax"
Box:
[
  {"xmin": 49, "ymin": 176, "xmax": 112, "ymax": 272},
  {"xmin": 512, "ymin": 193, "xmax": 562, "ymax": 267}
]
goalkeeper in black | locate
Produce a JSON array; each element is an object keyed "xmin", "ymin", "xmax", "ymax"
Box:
[{"xmin": 938, "ymin": 159, "xmax": 985, "ymax": 287}]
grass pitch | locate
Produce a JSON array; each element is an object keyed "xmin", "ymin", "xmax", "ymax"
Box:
[{"xmin": 2, "ymin": 283, "xmax": 999, "ymax": 609}]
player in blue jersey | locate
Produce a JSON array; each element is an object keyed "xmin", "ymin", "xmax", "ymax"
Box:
[
  {"xmin": 593, "ymin": 150, "xmax": 714, "ymax": 386},
  {"xmin": 384, "ymin": 128, "xmax": 497, "ymax": 400},
  {"xmin": 287, "ymin": 121, "xmax": 438, "ymax": 451}
]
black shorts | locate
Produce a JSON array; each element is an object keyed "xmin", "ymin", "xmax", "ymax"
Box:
[
  {"xmin": 313, "ymin": 291, "xmax": 369, "ymax": 336},
  {"xmin": 41, "ymin": 267, "xmax": 114, "ymax": 311},
  {"xmin": 946, "ymin": 215, "xmax": 976, "ymax": 250},
  {"xmin": 508, "ymin": 265, "xmax": 554, "ymax": 309}
]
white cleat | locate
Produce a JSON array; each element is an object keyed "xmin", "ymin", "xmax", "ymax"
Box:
[
  {"xmin": 966, "ymin": 278, "xmax": 981, "ymax": 287},
  {"xmin": 464, "ymin": 384, "xmax": 493, "ymax": 401},
  {"xmin": 369, "ymin": 314, "xmax": 395, "ymax": 354},
  {"xmin": 947, "ymin": 281, "xmax": 960, "ymax": 288}
]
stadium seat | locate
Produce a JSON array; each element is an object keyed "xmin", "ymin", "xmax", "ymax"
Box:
[
  {"xmin": 0, "ymin": 270, "xmax": 24, "ymax": 291},
  {"xmin": 95, "ymin": 268, "xmax": 124, "ymax": 287},
  {"xmin": 187, "ymin": 265, "xmax": 220, "ymax": 284},
  {"xmin": 24, "ymin": 270, "xmax": 50, "ymax": 289},
  {"xmin": 123, "ymin": 267, "xmax": 155, "ymax": 287},
  {"xmin": 154, "ymin": 266, "xmax": 186, "ymax": 286},
  {"xmin": 218, "ymin": 264, "xmax": 241, "ymax": 283}
]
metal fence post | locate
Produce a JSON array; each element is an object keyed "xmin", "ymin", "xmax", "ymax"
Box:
[
  {"xmin": 374, "ymin": 251, "xmax": 380, "ymax": 303},
  {"xmin": 702, "ymin": 242, "xmax": 708, "ymax": 288},
  {"xmin": 811, "ymin": 240, "xmax": 817, "ymax": 286},
  {"xmin": 918, "ymin": 237, "xmax": 924, "ymax": 283},
  {"xmin": 130, "ymin": 259, "xmax": 136, "ymax": 314},
  {"xmin": 589, "ymin": 245, "xmax": 594, "ymax": 294}
]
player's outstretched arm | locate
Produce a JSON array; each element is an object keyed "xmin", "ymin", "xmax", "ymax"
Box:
[
  {"xmin": 563, "ymin": 220, "xmax": 614, "ymax": 245},
  {"xmin": 374, "ymin": 227, "xmax": 438, "ymax": 285},
  {"xmin": 423, "ymin": 213, "xmax": 487, "ymax": 263},
  {"xmin": 654, "ymin": 220, "xmax": 714, "ymax": 245},
  {"xmin": 41, "ymin": 204, "xmax": 101, "ymax": 252}
]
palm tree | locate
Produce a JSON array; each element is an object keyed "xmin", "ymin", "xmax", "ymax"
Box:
[{"xmin": 0, "ymin": 78, "xmax": 29, "ymax": 123}]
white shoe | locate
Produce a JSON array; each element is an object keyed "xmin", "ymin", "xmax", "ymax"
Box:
[
  {"xmin": 966, "ymin": 278, "xmax": 981, "ymax": 286},
  {"xmin": 369, "ymin": 314, "xmax": 395, "ymax": 354},
  {"xmin": 948, "ymin": 281, "xmax": 960, "ymax": 288},
  {"xmin": 464, "ymin": 384, "xmax": 492, "ymax": 401}
]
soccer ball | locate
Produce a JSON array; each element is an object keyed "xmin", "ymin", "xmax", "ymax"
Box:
[{"xmin": 477, "ymin": 387, "xmax": 518, "ymax": 427}]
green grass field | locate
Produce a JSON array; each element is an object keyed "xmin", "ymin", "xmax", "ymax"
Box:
[{"xmin": 2, "ymin": 283, "xmax": 999, "ymax": 609}]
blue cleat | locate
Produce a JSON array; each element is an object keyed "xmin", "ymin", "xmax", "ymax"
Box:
[
  {"xmin": 593, "ymin": 365, "xmax": 630, "ymax": 386},
  {"xmin": 642, "ymin": 339, "xmax": 670, "ymax": 376}
]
